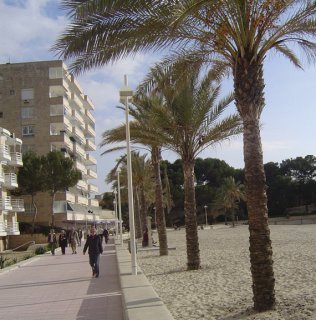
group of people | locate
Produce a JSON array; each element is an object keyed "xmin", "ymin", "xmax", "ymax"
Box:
[
  {"xmin": 47, "ymin": 227, "xmax": 83, "ymax": 255},
  {"xmin": 47, "ymin": 225, "xmax": 111, "ymax": 279}
]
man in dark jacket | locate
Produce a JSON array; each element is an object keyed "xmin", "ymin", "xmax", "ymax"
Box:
[{"xmin": 83, "ymin": 227, "xmax": 103, "ymax": 278}]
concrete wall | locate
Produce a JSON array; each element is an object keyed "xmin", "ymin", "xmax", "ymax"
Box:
[{"xmin": 7, "ymin": 234, "xmax": 47, "ymax": 250}]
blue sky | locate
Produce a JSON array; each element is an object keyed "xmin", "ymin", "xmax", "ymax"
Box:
[{"xmin": 1, "ymin": 0, "xmax": 315, "ymax": 194}]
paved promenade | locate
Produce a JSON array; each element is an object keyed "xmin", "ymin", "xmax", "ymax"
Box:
[{"xmin": 0, "ymin": 240, "xmax": 124, "ymax": 320}]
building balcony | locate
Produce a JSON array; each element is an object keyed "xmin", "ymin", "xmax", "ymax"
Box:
[
  {"xmin": 88, "ymin": 183, "xmax": 98, "ymax": 194},
  {"xmin": 71, "ymin": 109, "xmax": 85, "ymax": 128},
  {"xmin": 75, "ymin": 160, "xmax": 87, "ymax": 176},
  {"xmin": 0, "ymin": 145, "xmax": 11, "ymax": 161},
  {"xmin": 84, "ymin": 109, "xmax": 95, "ymax": 123},
  {"xmin": 77, "ymin": 179, "xmax": 88, "ymax": 191},
  {"xmin": 88, "ymin": 198, "xmax": 99, "ymax": 207},
  {"xmin": 84, "ymin": 153, "xmax": 97, "ymax": 165},
  {"xmin": 84, "ymin": 124, "xmax": 95, "ymax": 138},
  {"xmin": 72, "ymin": 127, "xmax": 85, "ymax": 144},
  {"xmin": 11, "ymin": 199, "xmax": 25, "ymax": 212},
  {"xmin": 4, "ymin": 173, "xmax": 18, "ymax": 189},
  {"xmin": 83, "ymin": 95, "xmax": 94, "ymax": 110},
  {"xmin": 70, "ymin": 92, "xmax": 84, "ymax": 110},
  {"xmin": 85, "ymin": 139, "xmax": 96, "ymax": 151},
  {"xmin": 0, "ymin": 196, "xmax": 12, "ymax": 211},
  {"xmin": 86, "ymin": 168, "xmax": 97, "ymax": 179},
  {"xmin": 75, "ymin": 194, "xmax": 88, "ymax": 206},
  {"xmin": 0, "ymin": 222, "xmax": 6, "ymax": 236},
  {"xmin": 6, "ymin": 222, "xmax": 20, "ymax": 235},
  {"xmin": 66, "ymin": 191, "xmax": 76, "ymax": 203},
  {"xmin": 0, "ymin": 171, "xmax": 4, "ymax": 184},
  {"xmin": 9, "ymin": 152, "xmax": 23, "ymax": 167},
  {"xmin": 73, "ymin": 143, "xmax": 86, "ymax": 159}
]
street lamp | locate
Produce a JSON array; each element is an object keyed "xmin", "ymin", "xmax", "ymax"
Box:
[
  {"xmin": 119, "ymin": 75, "xmax": 137, "ymax": 275},
  {"xmin": 113, "ymin": 188, "xmax": 118, "ymax": 238},
  {"xmin": 204, "ymin": 205, "xmax": 208, "ymax": 226},
  {"xmin": 116, "ymin": 167, "xmax": 123, "ymax": 247}
]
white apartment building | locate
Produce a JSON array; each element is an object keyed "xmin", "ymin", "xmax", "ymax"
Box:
[
  {"xmin": 0, "ymin": 60, "xmax": 108, "ymax": 229},
  {"xmin": 0, "ymin": 127, "xmax": 24, "ymax": 251}
]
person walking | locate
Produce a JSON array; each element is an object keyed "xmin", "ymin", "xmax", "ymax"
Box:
[
  {"xmin": 68, "ymin": 227, "xmax": 79, "ymax": 254},
  {"xmin": 83, "ymin": 226, "xmax": 103, "ymax": 278},
  {"xmin": 78, "ymin": 228, "xmax": 83, "ymax": 246},
  {"xmin": 58, "ymin": 230, "xmax": 68, "ymax": 255},
  {"xmin": 48, "ymin": 229, "xmax": 57, "ymax": 255},
  {"xmin": 103, "ymin": 228, "xmax": 109, "ymax": 244}
]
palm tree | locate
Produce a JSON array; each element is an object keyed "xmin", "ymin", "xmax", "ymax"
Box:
[
  {"xmin": 137, "ymin": 67, "xmax": 241, "ymax": 270},
  {"xmin": 216, "ymin": 176, "xmax": 245, "ymax": 227},
  {"xmin": 54, "ymin": 1, "xmax": 316, "ymax": 310},
  {"xmin": 101, "ymin": 95, "xmax": 170, "ymax": 256}
]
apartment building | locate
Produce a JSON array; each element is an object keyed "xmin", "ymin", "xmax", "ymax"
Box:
[
  {"xmin": 0, "ymin": 127, "xmax": 24, "ymax": 251},
  {"xmin": 0, "ymin": 60, "xmax": 103, "ymax": 228}
]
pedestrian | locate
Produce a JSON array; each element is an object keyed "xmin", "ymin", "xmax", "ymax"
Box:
[
  {"xmin": 103, "ymin": 228, "xmax": 109, "ymax": 244},
  {"xmin": 142, "ymin": 228, "xmax": 149, "ymax": 247},
  {"xmin": 68, "ymin": 227, "xmax": 79, "ymax": 254},
  {"xmin": 83, "ymin": 226, "xmax": 103, "ymax": 278},
  {"xmin": 78, "ymin": 228, "xmax": 83, "ymax": 246},
  {"xmin": 98, "ymin": 225, "xmax": 104, "ymax": 244},
  {"xmin": 58, "ymin": 230, "xmax": 68, "ymax": 255},
  {"xmin": 48, "ymin": 229, "xmax": 57, "ymax": 255}
]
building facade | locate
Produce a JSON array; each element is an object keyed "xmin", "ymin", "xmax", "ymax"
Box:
[
  {"xmin": 0, "ymin": 127, "xmax": 24, "ymax": 251},
  {"xmin": 0, "ymin": 60, "xmax": 103, "ymax": 229}
]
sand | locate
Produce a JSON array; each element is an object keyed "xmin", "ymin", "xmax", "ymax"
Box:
[{"xmin": 136, "ymin": 224, "xmax": 316, "ymax": 320}]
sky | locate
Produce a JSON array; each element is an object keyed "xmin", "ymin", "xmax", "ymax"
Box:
[{"xmin": 0, "ymin": 0, "xmax": 315, "ymax": 194}]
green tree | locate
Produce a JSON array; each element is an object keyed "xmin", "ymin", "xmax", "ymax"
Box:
[
  {"xmin": 215, "ymin": 177, "xmax": 245, "ymax": 227},
  {"xmin": 101, "ymin": 96, "xmax": 169, "ymax": 256},
  {"xmin": 137, "ymin": 67, "xmax": 241, "ymax": 270},
  {"xmin": 54, "ymin": 0, "xmax": 316, "ymax": 310},
  {"xmin": 17, "ymin": 151, "xmax": 45, "ymax": 233},
  {"xmin": 42, "ymin": 151, "xmax": 81, "ymax": 227}
]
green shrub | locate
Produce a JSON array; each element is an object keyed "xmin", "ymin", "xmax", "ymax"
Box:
[
  {"xmin": 35, "ymin": 246, "xmax": 47, "ymax": 255},
  {"xmin": 0, "ymin": 255, "xmax": 8, "ymax": 269},
  {"xmin": 23, "ymin": 253, "xmax": 35, "ymax": 260}
]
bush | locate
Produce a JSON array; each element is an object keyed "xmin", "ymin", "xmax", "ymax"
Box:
[{"xmin": 35, "ymin": 246, "xmax": 47, "ymax": 255}]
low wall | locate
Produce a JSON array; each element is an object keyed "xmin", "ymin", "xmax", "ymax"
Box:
[
  {"xmin": 8, "ymin": 234, "xmax": 47, "ymax": 250},
  {"xmin": 269, "ymin": 214, "xmax": 316, "ymax": 225}
]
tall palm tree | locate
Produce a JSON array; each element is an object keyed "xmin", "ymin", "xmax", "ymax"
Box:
[
  {"xmin": 137, "ymin": 67, "xmax": 241, "ymax": 270},
  {"xmin": 54, "ymin": 1, "xmax": 316, "ymax": 310},
  {"xmin": 101, "ymin": 95, "xmax": 170, "ymax": 256}
]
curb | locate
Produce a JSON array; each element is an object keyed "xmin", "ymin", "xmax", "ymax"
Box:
[{"xmin": 115, "ymin": 243, "xmax": 174, "ymax": 320}]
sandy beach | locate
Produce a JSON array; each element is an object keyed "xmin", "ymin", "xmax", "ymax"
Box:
[{"xmin": 137, "ymin": 224, "xmax": 316, "ymax": 320}]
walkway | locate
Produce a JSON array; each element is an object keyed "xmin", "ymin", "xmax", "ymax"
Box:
[{"xmin": 0, "ymin": 240, "xmax": 124, "ymax": 320}]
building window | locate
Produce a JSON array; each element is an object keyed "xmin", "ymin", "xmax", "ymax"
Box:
[
  {"xmin": 0, "ymin": 112, "xmax": 3, "ymax": 118},
  {"xmin": 21, "ymin": 107, "xmax": 34, "ymax": 119},
  {"xmin": 49, "ymin": 67, "xmax": 63, "ymax": 79},
  {"xmin": 10, "ymin": 89, "xmax": 15, "ymax": 95},
  {"xmin": 21, "ymin": 88, "xmax": 34, "ymax": 100},
  {"xmin": 22, "ymin": 125, "xmax": 34, "ymax": 136}
]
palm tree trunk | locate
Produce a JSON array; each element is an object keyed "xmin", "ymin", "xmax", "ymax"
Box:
[
  {"xmin": 182, "ymin": 160, "xmax": 200, "ymax": 270},
  {"xmin": 234, "ymin": 57, "xmax": 275, "ymax": 311},
  {"xmin": 152, "ymin": 146, "xmax": 168, "ymax": 256},
  {"xmin": 134, "ymin": 187, "xmax": 142, "ymax": 239},
  {"xmin": 140, "ymin": 184, "xmax": 147, "ymax": 234}
]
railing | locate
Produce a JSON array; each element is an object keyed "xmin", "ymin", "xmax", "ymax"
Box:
[
  {"xmin": 0, "ymin": 145, "xmax": 10, "ymax": 160},
  {"xmin": 0, "ymin": 222, "xmax": 5, "ymax": 233},
  {"xmin": 0, "ymin": 196, "xmax": 12, "ymax": 211},
  {"xmin": 6, "ymin": 222, "xmax": 20, "ymax": 234},
  {"xmin": 11, "ymin": 241, "xmax": 35, "ymax": 252},
  {"xmin": 4, "ymin": 173, "xmax": 18, "ymax": 188},
  {"xmin": 10, "ymin": 152, "xmax": 23, "ymax": 166},
  {"xmin": 11, "ymin": 199, "xmax": 25, "ymax": 212}
]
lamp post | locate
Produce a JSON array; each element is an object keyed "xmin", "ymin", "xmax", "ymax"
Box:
[
  {"xmin": 204, "ymin": 205, "xmax": 208, "ymax": 226},
  {"xmin": 113, "ymin": 188, "xmax": 118, "ymax": 239},
  {"xmin": 116, "ymin": 167, "xmax": 123, "ymax": 246},
  {"xmin": 119, "ymin": 75, "xmax": 137, "ymax": 275}
]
